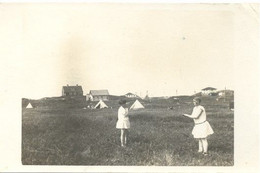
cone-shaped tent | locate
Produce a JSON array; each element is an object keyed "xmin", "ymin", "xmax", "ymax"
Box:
[
  {"xmin": 94, "ymin": 100, "xmax": 108, "ymax": 109},
  {"xmin": 26, "ymin": 102, "xmax": 33, "ymax": 108},
  {"xmin": 130, "ymin": 100, "xmax": 144, "ymax": 110}
]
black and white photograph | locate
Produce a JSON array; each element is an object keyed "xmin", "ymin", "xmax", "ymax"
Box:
[{"xmin": 0, "ymin": 1, "xmax": 259, "ymax": 172}]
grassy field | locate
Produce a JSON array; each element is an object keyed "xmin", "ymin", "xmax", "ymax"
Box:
[{"xmin": 22, "ymin": 96, "xmax": 234, "ymax": 166}]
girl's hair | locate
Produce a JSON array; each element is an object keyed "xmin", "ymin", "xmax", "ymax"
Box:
[
  {"xmin": 119, "ymin": 99, "xmax": 127, "ymax": 105},
  {"xmin": 193, "ymin": 97, "xmax": 201, "ymax": 103}
]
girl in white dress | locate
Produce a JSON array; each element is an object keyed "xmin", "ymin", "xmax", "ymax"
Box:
[
  {"xmin": 183, "ymin": 97, "xmax": 214, "ymax": 155},
  {"xmin": 116, "ymin": 100, "xmax": 130, "ymax": 147}
]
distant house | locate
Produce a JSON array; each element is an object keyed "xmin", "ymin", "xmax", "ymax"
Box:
[
  {"xmin": 125, "ymin": 92, "xmax": 138, "ymax": 98},
  {"xmin": 89, "ymin": 90, "xmax": 109, "ymax": 101},
  {"xmin": 62, "ymin": 84, "xmax": 83, "ymax": 97},
  {"xmin": 217, "ymin": 90, "xmax": 234, "ymax": 97},
  {"xmin": 201, "ymin": 87, "xmax": 217, "ymax": 96},
  {"xmin": 216, "ymin": 89, "xmax": 234, "ymax": 102}
]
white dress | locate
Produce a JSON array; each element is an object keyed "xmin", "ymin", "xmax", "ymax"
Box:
[
  {"xmin": 188, "ymin": 105, "xmax": 214, "ymax": 138},
  {"xmin": 116, "ymin": 106, "xmax": 130, "ymax": 129}
]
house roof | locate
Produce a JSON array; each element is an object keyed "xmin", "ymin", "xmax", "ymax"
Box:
[
  {"xmin": 63, "ymin": 85, "xmax": 83, "ymax": 93},
  {"xmin": 90, "ymin": 90, "xmax": 109, "ymax": 96},
  {"xmin": 202, "ymin": 87, "xmax": 217, "ymax": 91},
  {"xmin": 125, "ymin": 92, "xmax": 135, "ymax": 96},
  {"xmin": 217, "ymin": 89, "xmax": 234, "ymax": 93}
]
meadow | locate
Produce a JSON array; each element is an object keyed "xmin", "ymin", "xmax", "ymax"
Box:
[{"xmin": 22, "ymin": 96, "xmax": 234, "ymax": 166}]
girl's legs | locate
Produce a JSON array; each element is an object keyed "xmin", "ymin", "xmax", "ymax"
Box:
[
  {"xmin": 124, "ymin": 129, "xmax": 128, "ymax": 146},
  {"xmin": 198, "ymin": 139, "xmax": 203, "ymax": 152},
  {"xmin": 201, "ymin": 138, "xmax": 208, "ymax": 154},
  {"xmin": 121, "ymin": 129, "xmax": 129, "ymax": 147},
  {"xmin": 120, "ymin": 129, "xmax": 125, "ymax": 146}
]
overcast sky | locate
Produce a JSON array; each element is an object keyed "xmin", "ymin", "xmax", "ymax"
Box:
[{"xmin": 1, "ymin": 4, "xmax": 239, "ymax": 99}]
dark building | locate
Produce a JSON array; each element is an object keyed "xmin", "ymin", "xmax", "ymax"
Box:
[{"xmin": 62, "ymin": 84, "xmax": 84, "ymax": 97}]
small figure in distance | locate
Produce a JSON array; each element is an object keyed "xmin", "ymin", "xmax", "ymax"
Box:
[{"xmin": 168, "ymin": 106, "xmax": 173, "ymax": 110}]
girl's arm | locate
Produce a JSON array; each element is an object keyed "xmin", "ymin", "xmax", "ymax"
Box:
[
  {"xmin": 189, "ymin": 108, "xmax": 203, "ymax": 119},
  {"xmin": 121, "ymin": 108, "xmax": 129, "ymax": 118},
  {"xmin": 183, "ymin": 108, "xmax": 203, "ymax": 119},
  {"xmin": 183, "ymin": 114, "xmax": 191, "ymax": 117},
  {"xmin": 125, "ymin": 108, "xmax": 129, "ymax": 117}
]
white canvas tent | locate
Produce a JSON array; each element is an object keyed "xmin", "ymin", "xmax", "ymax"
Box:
[
  {"xmin": 26, "ymin": 102, "xmax": 33, "ymax": 108},
  {"xmin": 130, "ymin": 100, "xmax": 144, "ymax": 110},
  {"xmin": 94, "ymin": 100, "xmax": 108, "ymax": 109}
]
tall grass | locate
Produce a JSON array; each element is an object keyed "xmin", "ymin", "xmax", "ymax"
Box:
[{"xmin": 22, "ymin": 99, "xmax": 234, "ymax": 166}]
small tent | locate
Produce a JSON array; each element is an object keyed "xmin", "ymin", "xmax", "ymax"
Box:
[
  {"xmin": 94, "ymin": 100, "xmax": 108, "ymax": 109},
  {"xmin": 26, "ymin": 102, "xmax": 33, "ymax": 109},
  {"xmin": 130, "ymin": 100, "xmax": 144, "ymax": 110}
]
